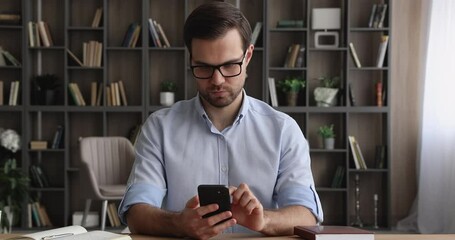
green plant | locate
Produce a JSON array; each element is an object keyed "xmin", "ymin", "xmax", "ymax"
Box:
[
  {"xmin": 160, "ymin": 81, "xmax": 177, "ymax": 92},
  {"xmin": 318, "ymin": 124, "xmax": 335, "ymax": 138},
  {"xmin": 317, "ymin": 76, "xmax": 340, "ymax": 88},
  {"xmin": 33, "ymin": 74, "xmax": 60, "ymax": 90},
  {"xmin": 276, "ymin": 77, "xmax": 305, "ymax": 93}
]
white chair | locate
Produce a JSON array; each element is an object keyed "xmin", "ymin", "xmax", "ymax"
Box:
[{"xmin": 79, "ymin": 136, "xmax": 134, "ymax": 230}]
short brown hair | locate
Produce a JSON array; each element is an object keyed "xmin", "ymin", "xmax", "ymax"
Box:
[{"xmin": 183, "ymin": 1, "xmax": 252, "ymax": 55}]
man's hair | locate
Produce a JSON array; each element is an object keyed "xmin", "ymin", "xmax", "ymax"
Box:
[{"xmin": 183, "ymin": 1, "xmax": 252, "ymax": 55}]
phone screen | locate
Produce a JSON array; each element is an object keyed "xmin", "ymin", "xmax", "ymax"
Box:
[{"xmin": 197, "ymin": 184, "xmax": 231, "ymax": 220}]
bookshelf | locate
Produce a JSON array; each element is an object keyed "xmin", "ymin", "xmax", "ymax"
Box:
[{"xmin": 0, "ymin": 0, "xmax": 391, "ymax": 230}]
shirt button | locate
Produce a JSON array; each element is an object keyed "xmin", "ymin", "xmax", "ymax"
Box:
[{"xmin": 221, "ymin": 166, "xmax": 227, "ymax": 172}]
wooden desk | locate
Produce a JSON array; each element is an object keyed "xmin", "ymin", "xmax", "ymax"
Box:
[
  {"xmin": 131, "ymin": 233, "xmax": 455, "ymax": 240},
  {"xmin": 2, "ymin": 233, "xmax": 455, "ymax": 240}
]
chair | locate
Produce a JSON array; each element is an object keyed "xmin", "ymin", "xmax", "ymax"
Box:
[{"xmin": 79, "ymin": 136, "xmax": 135, "ymax": 230}]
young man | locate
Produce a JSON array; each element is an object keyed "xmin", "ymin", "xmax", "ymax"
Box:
[{"xmin": 119, "ymin": 2, "xmax": 323, "ymax": 239}]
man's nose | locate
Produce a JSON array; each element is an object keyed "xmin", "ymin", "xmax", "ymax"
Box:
[{"xmin": 210, "ymin": 68, "xmax": 225, "ymax": 85}]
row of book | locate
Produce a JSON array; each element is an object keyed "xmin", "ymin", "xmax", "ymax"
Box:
[
  {"xmin": 30, "ymin": 164, "xmax": 50, "ymax": 188},
  {"xmin": 349, "ymin": 35, "xmax": 389, "ymax": 68},
  {"xmin": 28, "ymin": 21, "xmax": 54, "ymax": 47},
  {"xmin": 29, "ymin": 125, "xmax": 64, "ymax": 150},
  {"xmin": 106, "ymin": 202, "xmax": 122, "ymax": 227},
  {"xmin": 66, "ymin": 40, "xmax": 103, "ymax": 67},
  {"xmin": 368, "ymin": 4, "xmax": 388, "ymax": 28},
  {"xmin": 69, "ymin": 81, "xmax": 128, "ymax": 106},
  {"xmin": 122, "ymin": 22, "xmax": 142, "ymax": 48},
  {"xmin": 283, "ymin": 43, "xmax": 305, "ymax": 68},
  {"xmin": 0, "ymin": 80, "xmax": 20, "ymax": 106},
  {"xmin": 0, "ymin": 46, "xmax": 21, "ymax": 66},
  {"xmin": 28, "ymin": 201, "xmax": 53, "ymax": 228},
  {"xmin": 148, "ymin": 18, "xmax": 170, "ymax": 48}
]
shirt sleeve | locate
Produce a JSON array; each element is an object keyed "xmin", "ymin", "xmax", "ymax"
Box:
[{"xmin": 274, "ymin": 117, "xmax": 324, "ymax": 223}]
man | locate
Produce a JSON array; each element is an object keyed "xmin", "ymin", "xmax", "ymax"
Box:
[{"xmin": 119, "ymin": 2, "xmax": 323, "ymax": 239}]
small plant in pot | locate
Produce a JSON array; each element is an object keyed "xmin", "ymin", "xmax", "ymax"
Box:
[
  {"xmin": 314, "ymin": 76, "xmax": 340, "ymax": 107},
  {"xmin": 32, "ymin": 74, "xmax": 60, "ymax": 105},
  {"xmin": 318, "ymin": 124, "xmax": 335, "ymax": 149},
  {"xmin": 276, "ymin": 77, "xmax": 305, "ymax": 106},
  {"xmin": 160, "ymin": 80, "xmax": 177, "ymax": 106}
]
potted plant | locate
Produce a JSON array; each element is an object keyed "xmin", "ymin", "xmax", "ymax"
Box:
[
  {"xmin": 0, "ymin": 128, "xmax": 28, "ymax": 233},
  {"xmin": 276, "ymin": 77, "xmax": 305, "ymax": 106},
  {"xmin": 159, "ymin": 80, "xmax": 177, "ymax": 106},
  {"xmin": 314, "ymin": 76, "xmax": 340, "ymax": 107},
  {"xmin": 32, "ymin": 74, "xmax": 60, "ymax": 105},
  {"xmin": 318, "ymin": 124, "xmax": 335, "ymax": 149}
]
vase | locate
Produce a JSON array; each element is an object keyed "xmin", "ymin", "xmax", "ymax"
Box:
[
  {"xmin": 160, "ymin": 92, "xmax": 175, "ymax": 106},
  {"xmin": 0, "ymin": 206, "xmax": 13, "ymax": 233},
  {"xmin": 286, "ymin": 92, "xmax": 298, "ymax": 106},
  {"xmin": 314, "ymin": 87, "xmax": 338, "ymax": 107},
  {"xmin": 323, "ymin": 138, "xmax": 335, "ymax": 149}
]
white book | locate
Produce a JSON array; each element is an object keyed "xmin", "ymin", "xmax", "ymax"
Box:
[
  {"xmin": 250, "ymin": 22, "xmax": 263, "ymax": 45},
  {"xmin": 10, "ymin": 225, "xmax": 131, "ymax": 240},
  {"xmin": 376, "ymin": 35, "xmax": 389, "ymax": 67},
  {"xmin": 349, "ymin": 42, "xmax": 362, "ymax": 68},
  {"xmin": 13, "ymin": 80, "xmax": 20, "ymax": 106},
  {"xmin": 268, "ymin": 77, "xmax": 278, "ymax": 107},
  {"xmin": 0, "ymin": 46, "xmax": 6, "ymax": 66},
  {"xmin": 8, "ymin": 81, "xmax": 16, "ymax": 106},
  {"xmin": 28, "ymin": 21, "xmax": 35, "ymax": 47}
]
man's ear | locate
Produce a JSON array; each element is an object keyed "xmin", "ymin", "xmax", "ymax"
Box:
[{"xmin": 245, "ymin": 44, "xmax": 254, "ymax": 65}]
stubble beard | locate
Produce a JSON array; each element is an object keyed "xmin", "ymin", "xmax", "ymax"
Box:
[{"xmin": 200, "ymin": 85, "xmax": 243, "ymax": 108}]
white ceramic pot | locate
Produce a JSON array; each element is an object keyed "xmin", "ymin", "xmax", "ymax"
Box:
[
  {"xmin": 160, "ymin": 92, "xmax": 175, "ymax": 106},
  {"xmin": 323, "ymin": 137, "xmax": 335, "ymax": 149}
]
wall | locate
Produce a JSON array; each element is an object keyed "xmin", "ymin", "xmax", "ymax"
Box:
[{"xmin": 390, "ymin": 0, "xmax": 427, "ymax": 226}]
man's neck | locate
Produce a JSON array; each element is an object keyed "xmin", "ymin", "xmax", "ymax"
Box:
[{"xmin": 202, "ymin": 92, "xmax": 243, "ymax": 132}]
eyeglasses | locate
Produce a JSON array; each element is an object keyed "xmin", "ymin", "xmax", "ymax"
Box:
[{"xmin": 190, "ymin": 51, "xmax": 246, "ymax": 79}]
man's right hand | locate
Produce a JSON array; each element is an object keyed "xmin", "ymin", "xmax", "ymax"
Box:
[{"xmin": 177, "ymin": 195, "xmax": 237, "ymax": 239}]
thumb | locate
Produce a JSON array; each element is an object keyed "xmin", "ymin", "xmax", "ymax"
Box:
[{"xmin": 186, "ymin": 195, "xmax": 200, "ymax": 209}]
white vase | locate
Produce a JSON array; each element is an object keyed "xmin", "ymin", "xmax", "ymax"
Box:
[
  {"xmin": 314, "ymin": 87, "xmax": 338, "ymax": 107},
  {"xmin": 160, "ymin": 92, "xmax": 175, "ymax": 106},
  {"xmin": 323, "ymin": 138, "xmax": 335, "ymax": 150}
]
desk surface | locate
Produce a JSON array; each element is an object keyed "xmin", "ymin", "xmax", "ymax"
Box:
[{"xmin": 2, "ymin": 233, "xmax": 454, "ymax": 240}]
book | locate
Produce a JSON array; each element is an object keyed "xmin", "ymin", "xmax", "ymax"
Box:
[
  {"xmin": 51, "ymin": 125, "xmax": 64, "ymax": 149},
  {"xmin": 376, "ymin": 81, "xmax": 383, "ymax": 106},
  {"xmin": 154, "ymin": 21, "xmax": 170, "ymax": 48},
  {"xmin": 0, "ymin": 13, "xmax": 21, "ymax": 24},
  {"xmin": 250, "ymin": 22, "xmax": 262, "ymax": 45},
  {"xmin": 6, "ymin": 225, "xmax": 132, "ymax": 240},
  {"xmin": 330, "ymin": 165, "xmax": 345, "ymax": 188},
  {"xmin": 2, "ymin": 49, "xmax": 21, "ymax": 66},
  {"xmin": 267, "ymin": 77, "xmax": 278, "ymax": 107},
  {"xmin": 148, "ymin": 18, "xmax": 162, "ymax": 47},
  {"xmin": 349, "ymin": 42, "xmax": 362, "ymax": 68},
  {"xmin": 348, "ymin": 136, "xmax": 367, "ymax": 170},
  {"xmin": 0, "ymin": 47, "xmax": 6, "ymax": 66},
  {"xmin": 96, "ymin": 82, "xmax": 103, "ymax": 106},
  {"xmin": 294, "ymin": 45, "xmax": 306, "ymax": 68},
  {"xmin": 276, "ymin": 20, "xmax": 304, "ymax": 28},
  {"xmin": 375, "ymin": 145, "xmax": 386, "ymax": 169},
  {"xmin": 30, "ymin": 140, "xmax": 48, "ymax": 150},
  {"xmin": 118, "ymin": 80, "xmax": 128, "ymax": 106},
  {"xmin": 294, "ymin": 225, "xmax": 374, "ymax": 240},
  {"xmin": 367, "ymin": 4, "xmax": 377, "ymax": 28},
  {"xmin": 91, "ymin": 7, "xmax": 103, "ymax": 28},
  {"xmin": 348, "ymin": 83, "xmax": 356, "ymax": 106},
  {"xmin": 0, "ymin": 80, "xmax": 3, "ymax": 105},
  {"xmin": 375, "ymin": 35, "xmax": 389, "ymax": 67},
  {"xmin": 377, "ymin": 4, "xmax": 388, "ymax": 28},
  {"xmin": 67, "ymin": 48, "xmax": 84, "ymax": 67}
]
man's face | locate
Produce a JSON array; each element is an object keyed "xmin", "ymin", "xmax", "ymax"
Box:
[{"xmin": 191, "ymin": 29, "xmax": 252, "ymax": 108}]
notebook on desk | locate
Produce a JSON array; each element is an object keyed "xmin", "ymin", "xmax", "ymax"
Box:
[
  {"xmin": 5, "ymin": 225, "xmax": 131, "ymax": 240},
  {"xmin": 294, "ymin": 225, "xmax": 374, "ymax": 240}
]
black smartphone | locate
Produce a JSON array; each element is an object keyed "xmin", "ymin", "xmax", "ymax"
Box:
[{"xmin": 197, "ymin": 184, "xmax": 231, "ymax": 220}]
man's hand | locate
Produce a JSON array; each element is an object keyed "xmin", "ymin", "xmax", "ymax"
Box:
[
  {"xmin": 178, "ymin": 195, "xmax": 237, "ymax": 239},
  {"xmin": 230, "ymin": 183, "xmax": 266, "ymax": 232}
]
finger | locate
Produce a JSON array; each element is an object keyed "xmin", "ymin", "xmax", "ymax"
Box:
[
  {"xmin": 186, "ymin": 195, "xmax": 200, "ymax": 209},
  {"xmin": 244, "ymin": 198, "xmax": 262, "ymax": 215},
  {"xmin": 206, "ymin": 211, "xmax": 233, "ymax": 226},
  {"xmin": 228, "ymin": 186, "xmax": 237, "ymax": 195},
  {"xmin": 197, "ymin": 203, "xmax": 219, "ymax": 218},
  {"xmin": 232, "ymin": 183, "xmax": 249, "ymax": 204}
]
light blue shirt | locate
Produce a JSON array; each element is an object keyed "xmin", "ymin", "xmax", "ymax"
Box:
[{"xmin": 119, "ymin": 91, "xmax": 323, "ymax": 232}]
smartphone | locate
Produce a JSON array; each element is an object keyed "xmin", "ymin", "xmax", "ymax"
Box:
[{"xmin": 197, "ymin": 184, "xmax": 231, "ymax": 220}]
